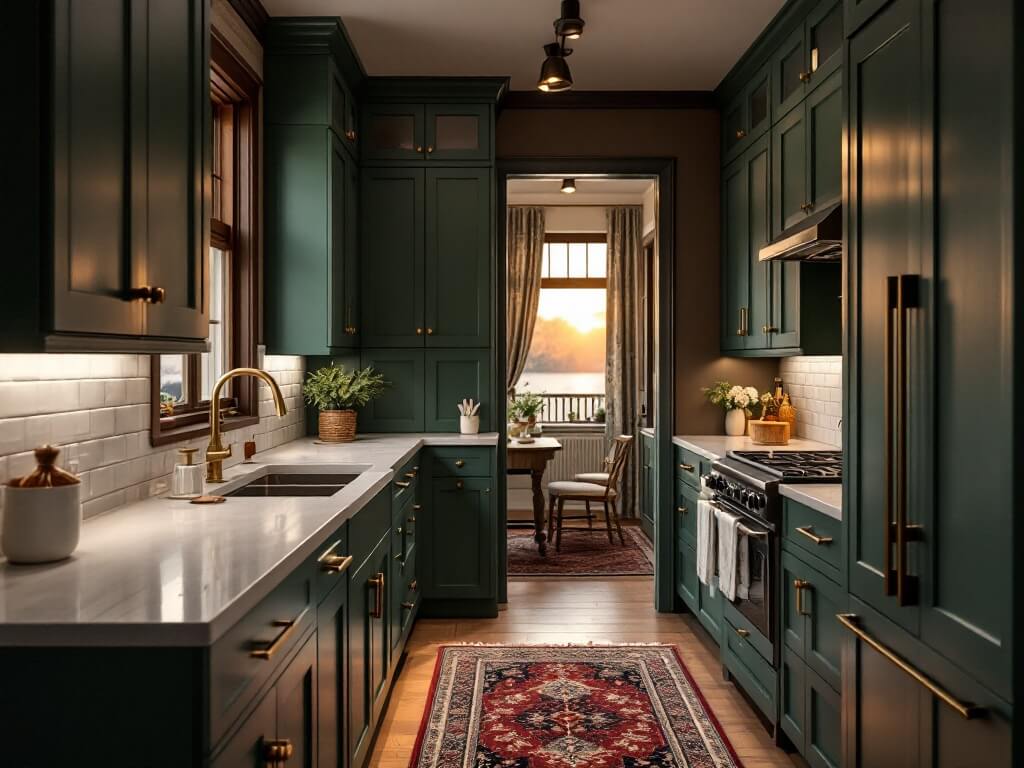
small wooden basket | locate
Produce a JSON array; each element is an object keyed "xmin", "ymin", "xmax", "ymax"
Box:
[
  {"xmin": 319, "ymin": 410, "xmax": 357, "ymax": 443},
  {"xmin": 748, "ymin": 419, "xmax": 790, "ymax": 445}
]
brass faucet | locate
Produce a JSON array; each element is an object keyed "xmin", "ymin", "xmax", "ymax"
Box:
[{"xmin": 206, "ymin": 367, "xmax": 287, "ymax": 483}]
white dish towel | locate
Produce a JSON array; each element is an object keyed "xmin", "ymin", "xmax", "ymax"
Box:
[
  {"xmin": 737, "ymin": 528, "xmax": 751, "ymax": 600},
  {"xmin": 696, "ymin": 499, "xmax": 717, "ymax": 589},
  {"xmin": 716, "ymin": 507, "xmax": 742, "ymax": 601}
]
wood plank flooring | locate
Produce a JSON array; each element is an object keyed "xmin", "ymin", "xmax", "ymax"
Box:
[{"xmin": 369, "ymin": 576, "xmax": 798, "ymax": 767}]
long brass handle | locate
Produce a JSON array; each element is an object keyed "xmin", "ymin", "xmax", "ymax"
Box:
[
  {"xmin": 795, "ymin": 526, "xmax": 832, "ymax": 546},
  {"xmin": 250, "ymin": 606, "xmax": 309, "ymax": 660},
  {"xmin": 262, "ymin": 738, "xmax": 294, "ymax": 765},
  {"xmin": 883, "ymin": 276, "xmax": 898, "ymax": 596},
  {"xmin": 370, "ymin": 573, "xmax": 385, "ymax": 618},
  {"xmin": 895, "ymin": 275, "xmax": 919, "ymax": 605},
  {"xmin": 679, "ymin": 463, "xmax": 695, "ymax": 472},
  {"xmin": 794, "ymin": 579, "xmax": 811, "ymax": 616},
  {"xmin": 837, "ymin": 614, "xmax": 982, "ymax": 719}
]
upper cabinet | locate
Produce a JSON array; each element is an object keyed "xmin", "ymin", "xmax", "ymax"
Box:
[
  {"xmin": 771, "ymin": 0, "xmax": 843, "ymax": 116},
  {"xmin": 264, "ymin": 18, "xmax": 366, "ymax": 355},
  {"xmin": 722, "ymin": 63, "xmax": 772, "ymax": 164},
  {"xmin": 5, "ymin": 0, "xmax": 209, "ymax": 352}
]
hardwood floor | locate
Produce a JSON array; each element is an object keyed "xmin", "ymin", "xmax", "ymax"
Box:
[{"xmin": 369, "ymin": 576, "xmax": 798, "ymax": 767}]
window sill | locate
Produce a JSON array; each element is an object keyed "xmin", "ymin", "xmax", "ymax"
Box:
[
  {"xmin": 536, "ymin": 422, "xmax": 606, "ymax": 435},
  {"xmin": 150, "ymin": 414, "xmax": 260, "ymax": 448}
]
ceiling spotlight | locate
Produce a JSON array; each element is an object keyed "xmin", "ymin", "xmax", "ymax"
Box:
[
  {"xmin": 561, "ymin": 178, "xmax": 576, "ymax": 194},
  {"xmin": 554, "ymin": 0, "xmax": 585, "ymax": 39},
  {"xmin": 537, "ymin": 42, "xmax": 573, "ymax": 92}
]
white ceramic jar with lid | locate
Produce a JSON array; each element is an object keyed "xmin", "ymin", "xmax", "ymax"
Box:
[{"xmin": 2, "ymin": 445, "xmax": 81, "ymax": 564}]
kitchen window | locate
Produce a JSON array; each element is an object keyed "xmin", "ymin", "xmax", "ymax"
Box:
[{"xmin": 150, "ymin": 35, "xmax": 261, "ymax": 446}]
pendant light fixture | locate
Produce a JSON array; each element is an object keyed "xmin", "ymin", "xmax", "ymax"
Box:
[
  {"xmin": 536, "ymin": 0, "xmax": 585, "ymax": 93},
  {"xmin": 560, "ymin": 178, "xmax": 577, "ymax": 194}
]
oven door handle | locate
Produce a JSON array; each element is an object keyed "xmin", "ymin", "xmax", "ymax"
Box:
[{"xmin": 708, "ymin": 500, "xmax": 771, "ymax": 539}]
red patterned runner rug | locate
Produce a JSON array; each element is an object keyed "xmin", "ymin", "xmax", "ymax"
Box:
[{"xmin": 409, "ymin": 644, "xmax": 743, "ymax": 768}]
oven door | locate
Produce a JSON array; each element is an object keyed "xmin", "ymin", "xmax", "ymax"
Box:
[{"xmin": 713, "ymin": 498, "xmax": 775, "ymax": 646}]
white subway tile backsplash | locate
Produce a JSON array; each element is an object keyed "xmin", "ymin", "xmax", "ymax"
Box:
[
  {"xmin": 0, "ymin": 351, "xmax": 305, "ymax": 523},
  {"xmin": 780, "ymin": 355, "xmax": 842, "ymax": 447}
]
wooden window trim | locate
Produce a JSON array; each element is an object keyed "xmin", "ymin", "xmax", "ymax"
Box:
[
  {"xmin": 150, "ymin": 33, "xmax": 262, "ymax": 448},
  {"xmin": 541, "ymin": 277, "xmax": 607, "ymax": 289},
  {"xmin": 544, "ymin": 232, "xmax": 606, "ymax": 244}
]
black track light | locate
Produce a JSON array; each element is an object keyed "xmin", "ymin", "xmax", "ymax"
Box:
[
  {"xmin": 537, "ymin": 42, "xmax": 573, "ymax": 92},
  {"xmin": 560, "ymin": 178, "xmax": 577, "ymax": 194},
  {"xmin": 554, "ymin": 0, "xmax": 585, "ymax": 39}
]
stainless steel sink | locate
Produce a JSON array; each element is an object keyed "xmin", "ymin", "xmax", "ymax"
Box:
[{"xmin": 221, "ymin": 465, "xmax": 370, "ymax": 498}]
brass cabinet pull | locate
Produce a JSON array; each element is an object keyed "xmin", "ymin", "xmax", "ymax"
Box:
[
  {"xmin": 413, "ymin": 503, "xmax": 422, "ymax": 510},
  {"xmin": 735, "ymin": 627, "xmax": 750, "ymax": 638},
  {"xmin": 455, "ymin": 480, "xmax": 464, "ymax": 490},
  {"xmin": 837, "ymin": 613, "xmax": 982, "ymax": 719},
  {"xmin": 262, "ymin": 738, "xmax": 294, "ymax": 765},
  {"xmin": 250, "ymin": 606, "xmax": 309, "ymax": 660},
  {"xmin": 794, "ymin": 526, "xmax": 832, "ymax": 546},
  {"xmin": 737, "ymin": 306, "xmax": 748, "ymax": 336},
  {"xmin": 395, "ymin": 480, "xmax": 411, "ymax": 489},
  {"xmin": 454, "ymin": 459, "xmax": 465, "ymax": 468},
  {"xmin": 407, "ymin": 516, "xmax": 417, "ymax": 524},
  {"xmin": 763, "ymin": 324, "xmax": 779, "ymax": 334},
  {"xmin": 345, "ymin": 129, "xmax": 357, "ymax": 141},
  {"xmin": 735, "ymin": 128, "xmax": 747, "ymax": 139},
  {"xmin": 800, "ymin": 201, "xmax": 814, "ymax": 212},
  {"xmin": 409, "ymin": 579, "xmax": 418, "ymax": 591},
  {"xmin": 676, "ymin": 506, "xmax": 688, "ymax": 515},
  {"xmin": 404, "ymin": 471, "xmax": 417, "ymax": 479},
  {"xmin": 369, "ymin": 573, "xmax": 385, "ymax": 618},
  {"xmin": 319, "ymin": 553, "xmax": 353, "ymax": 574},
  {"xmin": 127, "ymin": 285, "xmax": 166, "ymax": 304},
  {"xmin": 794, "ymin": 579, "xmax": 811, "ymax": 615},
  {"xmin": 394, "ymin": 552, "xmax": 404, "ymax": 561},
  {"xmin": 401, "ymin": 601, "xmax": 416, "ymax": 609},
  {"xmin": 799, "ymin": 71, "xmax": 811, "ymax": 82},
  {"xmin": 679, "ymin": 463, "xmax": 695, "ymax": 472}
]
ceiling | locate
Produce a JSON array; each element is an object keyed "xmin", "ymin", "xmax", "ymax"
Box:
[
  {"xmin": 261, "ymin": 0, "xmax": 786, "ymax": 91},
  {"xmin": 507, "ymin": 177, "xmax": 655, "ymax": 205}
]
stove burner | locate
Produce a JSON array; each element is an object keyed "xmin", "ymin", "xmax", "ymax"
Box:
[{"xmin": 729, "ymin": 450, "xmax": 842, "ymax": 483}]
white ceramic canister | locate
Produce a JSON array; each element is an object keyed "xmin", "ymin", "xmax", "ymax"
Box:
[
  {"xmin": 2, "ymin": 445, "xmax": 82, "ymax": 564},
  {"xmin": 460, "ymin": 414, "xmax": 481, "ymax": 435}
]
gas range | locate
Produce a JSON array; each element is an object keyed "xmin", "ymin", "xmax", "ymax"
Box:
[{"xmin": 704, "ymin": 450, "xmax": 843, "ymax": 525}]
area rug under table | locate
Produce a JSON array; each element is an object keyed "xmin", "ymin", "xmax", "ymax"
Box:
[
  {"xmin": 410, "ymin": 644, "xmax": 742, "ymax": 768},
  {"xmin": 507, "ymin": 525, "xmax": 654, "ymax": 577}
]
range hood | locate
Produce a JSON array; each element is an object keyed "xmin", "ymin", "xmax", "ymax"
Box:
[{"xmin": 758, "ymin": 202, "xmax": 842, "ymax": 262}]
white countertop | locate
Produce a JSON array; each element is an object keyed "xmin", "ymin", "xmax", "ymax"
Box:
[
  {"xmin": 672, "ymin": 434, "xmax": 842, "ymax": 520},
  {"xmin": 0, "ymin": 433, "xmax": 498, "ymax": 647}
]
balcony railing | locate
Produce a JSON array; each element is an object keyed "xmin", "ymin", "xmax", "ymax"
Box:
[{"xmin": 532, "ymin": 393, "xmax": 606, "ymax": 424}]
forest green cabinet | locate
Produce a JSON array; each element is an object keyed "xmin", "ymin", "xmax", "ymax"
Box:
[
  {"xmin": 316, "ymin": 558, "xmax": 348, "ymax": 768},
  {"xmin": 362, "ymin": 101, "xmax": 492, "ymax": 163},
  {"xmin": 6, "ymin": 0, "xmax": 208, "ymax": 352},
  {"xmin": 425, "ymin": 349, "xmax": 492, "ymax": 431},
  {"xmin": 639, "ymin": 433, "xmax": 655, "ymax": 539},
  {"xmin": 722, "ymin": 63, "xmax": 771, "ymax": 164},
  {"xmin": 423, "ymin": 477, "xmax": 494, "ymax": 600},
  {"xmin": 771, "ymin": 0, "xmax": 842, "ymax": 117},
  {"xmin": 359, "ymin": 349, "xmax": 426, "ymax": 432}
]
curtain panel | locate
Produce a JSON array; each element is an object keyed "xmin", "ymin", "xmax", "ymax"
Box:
[{"xmin": 506, "ymin": 206, "xmax": 546, "ymax": 395}]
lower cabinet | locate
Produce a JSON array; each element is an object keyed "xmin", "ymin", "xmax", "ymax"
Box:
[
  {"xmin": 316, "ymin": 563, "xmax": 349, "ymax": 768},
  {"xmin": 639, "ymin": 432, "xmax": 655, "ymax": 539},
  {"xmin": 781, "ymin": 649, "xmax": 841, "ymax": 768},
  {"xmin": 675, "ymin": 533, "xmax": 699, "ymax": 613},
  {"xmin": 697, "ymin": 579, "xmax": 724, "ymax": 643},
  {"xmin": 212, "ymin": 633, "xmax": 318, "ymax": 768},
  {"xmin": 424, "ymin": 476, "xmax": 493, "ymax": 600}
]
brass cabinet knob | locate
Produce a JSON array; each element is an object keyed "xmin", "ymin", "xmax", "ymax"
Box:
[
  {"xmin": 426, "ymin": 145, "xmax": 434, "ymax": 153},
  {"xmin": 799, "ymin": 71, "xmax": 811, "ymax": 82},
  {"xmin": 800, "ymin": 202, "xmax": 815, "ymax": 212},
  {"xmin": 454, "ymin": 459, "xmax": 465, "ymax": 468},
  {"xmin": 416, "ymin": 327, "xmax": 423, "ymax": 335},
  {"xmin": 127, "ymin": 285, "xmax": 166, "ymax": 304},
  {"xmin": 763, "ymin": 324, "xmax": 779, "ymax": 334},
  {"xmin": 735, "ymin": 128, "xmax": 747, "ymax": 139},
  {"xmin": 262, "ymin": 738, "xmax": 294, "ymax": 764},
  {"xmin": 416, "ymin": 145, "xmax": 424, "ymax": 153},
  {"xmin": 455, "ymin": 480, "xmax": 464, "ymax": 490},
  {"xmin": 409, "ymin": 579, "xmax": 418, "ymax": 590},
  {"xmin": 345, "ymin": 129, "xmax": 357, "ymax": 141},
  {"xmin": 345, "ymin": 325, "xmax": 357, "ymax": 334},
  {"xmin": 426, "ymin": 327, "xmax": 434, "ymax": 335}
]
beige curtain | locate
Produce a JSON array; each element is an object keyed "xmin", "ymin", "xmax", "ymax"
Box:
[
  {"xmin": 506, "ymin": 207, "xmax": 546, "ymax": 394},
  {"xmin": 605, "ymin": 206, "xmax": 643, "ymax": 516}
]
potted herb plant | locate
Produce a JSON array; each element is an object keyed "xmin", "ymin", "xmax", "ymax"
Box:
[
  {"xmin": 701, "ymin": 381, "xmax": 759, "ymax": 436},
  {"xmin": 511, "ymin": 390, "xmax": 544, "ymax": 432},
  {"xmin": 303, "ymin": 363, "xmax": 388, "ymax": 443}
]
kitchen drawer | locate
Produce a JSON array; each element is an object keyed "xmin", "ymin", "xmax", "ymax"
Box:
[
  {"xmin": 392, "ymin": 547, "xmax": 419, "ymax": 650},
  {"xmin": 350, "ymin": 488, "xmax": 392, "ymax": 571},
  {"xmin": 313, "ymin": 522, "xmax": 350, "ymax": 604},
  {"xmin": 208, "ymin": 561, "xmax": 315, "ymax": 747},
  {"xmin": 783, "ymin": 498, "xmax": 842, "ymax": 582},
  {"xmin": 673, "ymin": 444, "xmax": 703, "ymax": 489},
  {"xmin": 393, "ymin": 490, "xmax": 418, "ymax": 562},
  {"xmin": 392, "ymin": 454, "xmax": 420, "ymax": 502},
  {"xmin": 675, "ymin": 479, "xmax": 697, "ymax": 546},
  {"xmin": 723, "ymin": 617, "xmax": 778, "ymax": 723},
  {"xmin": 723, "ymin": 595, "xmax": 773, "ymax": 664},
  {"xmin": 429, "ymin": 446, "xmax": 492, "ymax": 477}
]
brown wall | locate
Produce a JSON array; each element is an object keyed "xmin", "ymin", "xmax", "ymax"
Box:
[{"xmin": 497, "ymin": 108, "xmax": 777, "ymax": 435}]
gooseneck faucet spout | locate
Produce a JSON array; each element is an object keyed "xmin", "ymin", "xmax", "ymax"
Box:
[{"xmin": 206, "ymin": 368, "xmax": 287, "ymax": 483}]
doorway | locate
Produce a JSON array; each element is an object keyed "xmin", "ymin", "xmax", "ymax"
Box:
[{"xmin": 495, "ymin": 160, "xmax": 675, "ymax": 609}]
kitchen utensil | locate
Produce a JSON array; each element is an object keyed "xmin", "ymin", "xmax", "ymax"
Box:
[
  {"xmin": 170, "ymin": 447, "xmax": 203, "ymax": 499},
  {"xmin": 2, "ymin": 445, "xmax": 81, "ymax": 564}
]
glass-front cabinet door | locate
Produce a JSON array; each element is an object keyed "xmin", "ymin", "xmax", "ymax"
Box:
[
  {"xmin": 807, "ymin": 0, "xmax": 843, "ymax": 84},
  {"xmin": 362, "ymin": 103, "xmax": 425, "ymax": 161},
  {"xmin": 425, "ymin": 104, "xmax": 491, "ymax": 161}
]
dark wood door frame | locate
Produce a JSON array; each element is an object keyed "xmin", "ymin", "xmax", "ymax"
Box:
[{"xmin": 495, "ymin": 158, "xmax": 676, "ymax": 611}]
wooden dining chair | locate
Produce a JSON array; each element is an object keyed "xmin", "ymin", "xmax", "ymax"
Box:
[{"xmin": 547, "ymin": 435, "xmax": 633, "ymax": 552}]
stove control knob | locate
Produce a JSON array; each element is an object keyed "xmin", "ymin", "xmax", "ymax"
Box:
[{"xmin": 757, "ymin": 493, "xmax": 768, "ymax": 509}]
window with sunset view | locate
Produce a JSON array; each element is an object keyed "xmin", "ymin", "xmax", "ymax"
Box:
[{"xmin": 516, "ymin": 235, "xmax": 606, "ymax": 422}]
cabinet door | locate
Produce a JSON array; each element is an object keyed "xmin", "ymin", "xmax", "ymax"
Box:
[
  {"xmin": 367, "ymin": 542, "xmax": 391, "ymax": 715},
  {"xmin": 639, "ymin": 435, "xmax": 655, "ymax": 536},
  {"xmin": 769, "ymin": 261, "xmax": 801, "ymax": 349},
  {"xmin": 771, "ymin": 104, "xmax": 808, "ymax": 237},
  {"xmin": 425, "ymin": 104, "xmax": 491, "ymax": 161},
  {"xmin": 784, "ymin": 552, "xmax": 844, "ymax": 689},
  {"xmin": 806, "ymin": 0, "xmax": 843, "ymax": 84},
  {"xmin": 772, "ymin": 24, "xmax": 808, "ymax": 118},
  {"xmin": 846, "ymin": 0, "xmax": 923, "ymax": 633},
  {"xmin": 361, "ymin": 167, "xmax": 425, "ymax": 346},
  {"xmin": 425, "ymin": 349, "xmax": 491, "ymax": 432},
  {"xmin": 720, "ymin": 157, "xmax": 749, "ymax": 350},
  {"xmin": 210, "ymin": 683, "xmax": 277, "ymax": 767},
  {"xmin": 51, "ymin": 0, "xmax": 142, "ymax": 337},
  {"xmin": 424, "ymin": 168, "xmax": 491, "ymax": 347},
  {"xmin": 805, "ymin": 667, "xmax": 841, "ymax": 768},
  {"xmin": 348, "ymin": 538, "xmax": 389, "ymax": 768},
  {"xmin": 745, "ymin": 136, "xmax": 771, "ymax": 350},
  {"xmin": 779, "ymin": 648, "xmax": 807, "ymax": 753},
  {"xmin": 675, "ymin": 537, "xmax": 699, "ymax": 614},
  {"xmin": 317, "ymin": 570, "xmax": 348, "ymax": 768},
  {"xmin": 359, "ymin": 349, "xmax": 425, "ymax": 433},
  {"xmin": 697, "ymin": 580, "xmax": 723, "ymax": 644},
  {"xmin": 362, "ymin": 103, "xmax": 425, "ymax": 161},
  {"xmin": 329, "ymin": 134, "xmax": 354, "ymax": 348},
  {"xmin": 344, "ymin": 153, "xmax": 360, "ymax": 342},
  {"xmin": 142, "ymin": 0, "xmax": 208, "ymax": 340},
  {"xmin": 805, "ymin": 70, "xmax": 842, "ymax": 214},
  {"xmin": 276, "ymin": 634, "xmax": 317, "ymax": 768},
  {"xmin": 746, "ymin": 65, "xmax": 772, "ymax": 141},
  {"xmin": 424, "ymin": 478, "xmax": 493, "ymax": 599}
]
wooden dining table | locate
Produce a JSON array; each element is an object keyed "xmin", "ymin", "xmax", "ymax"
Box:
[{"xmin": 507, "ymin": 436, "xmax": 562, "ymax": 555}]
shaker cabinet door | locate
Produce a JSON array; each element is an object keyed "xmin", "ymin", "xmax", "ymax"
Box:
[{"xmin": 720, "ymin": 157, "xmax": 750, "ymax": 351}]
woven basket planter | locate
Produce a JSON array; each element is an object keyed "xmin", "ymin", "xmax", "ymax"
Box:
[{"xmin": 318, "ymin": 409, "xmax": 357, "ymax": 443}]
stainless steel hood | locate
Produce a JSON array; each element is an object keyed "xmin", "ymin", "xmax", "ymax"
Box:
[{"xmin": 758, "ymin": 203, "xmax": 842, "ymax": 261}]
